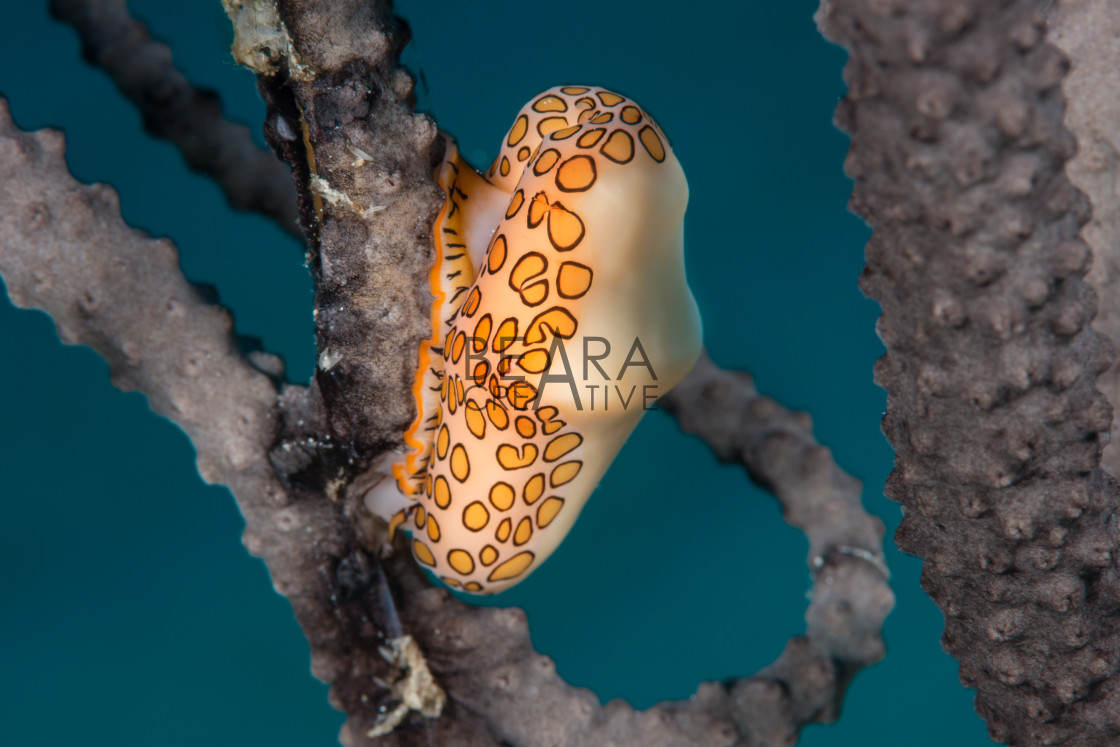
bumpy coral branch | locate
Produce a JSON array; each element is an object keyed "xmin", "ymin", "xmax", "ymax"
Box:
[
  {"xmin": 49, "ymin": 0, "xmax": 302, "ymax": 237},
  {"xmin": 661, "ymin": 353, "xmax": 893, "ymax": 740},
  {"xmin": 222, "ymin": 0, "xmax": 445, "ymax": 464},
  {"xmin": 818, "ymin": 0, "xmax": 1120, "ymax": 743},
  {"xmin": 0, "ymin": 99, "xmax": 352, "ymax": 735},
  {"xmin": 0, "ymin": 98, "xmax": 434, "ymax": 746},
  {"xmin": 1047, "ymin": 0, "xmax": 1120, "ymax": 476}
]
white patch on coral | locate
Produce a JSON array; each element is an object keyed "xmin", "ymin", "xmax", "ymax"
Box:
[
  {"xmin": 310, "ymin": 175, "xmax": 386, "ymax": 220},
  {"xmin": 274, "ymin": 115, "xmax": 296, "ymax": 142},
  {"xmin": 362, "ymin": 454, "xmax": 412, "ymax": 521},
  {"xmin": 367, "ymin": 635, "xmax": 445, "ymax": 737},
  {"xmin": 348, "ymin": 143, "xmax": 374, "ymax": 168},
  {"xmin": 318, "ymin": 346, "xmax": 342, "ymax": 371},
  {"xmin": 221, "ymin": 0, "xmax": 315, "ymax": 80}
]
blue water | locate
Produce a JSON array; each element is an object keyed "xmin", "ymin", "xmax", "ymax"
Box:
[{"xmin": 0, "ymin": 2, "xmax": 995, "ymax": 745}]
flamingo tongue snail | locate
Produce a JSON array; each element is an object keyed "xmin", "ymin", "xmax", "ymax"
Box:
[{"xmin": 366, "ymin": 86, "xmax": 703, "ymax": 593}]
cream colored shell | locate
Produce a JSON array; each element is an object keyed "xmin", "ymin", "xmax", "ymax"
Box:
[{"xmin": 375, "ymin": 86, "xmax": 702, "ymax": 593}]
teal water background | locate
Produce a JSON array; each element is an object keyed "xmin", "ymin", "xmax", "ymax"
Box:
[{"xmin": 0, "ymin": 2, "xmax": 999, "ymax": 745}]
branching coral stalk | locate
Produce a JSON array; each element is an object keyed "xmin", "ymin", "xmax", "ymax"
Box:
[
  {"xmin": 49, "ymin": 0, "xmax": 302, "ymax": 237},
  {"xmin": 223, "ymin": 0, "xmax": 445, "ymax": 462},
  {"xmin": 661, "ymin": 353, "xmax": 893, "ymax": 740},
  {"xmin": 1047, "ymin": 0, "xmax": 1120, "ymax": 477},
  {"xmin": 818, "ymin": 0, "xmax": 1120, "ymax": 743}
]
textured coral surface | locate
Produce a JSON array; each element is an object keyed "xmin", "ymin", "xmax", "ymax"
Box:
[
  {"xmin": 50, "ymin": 0, "xmax": 301, "ymax": 235},
  {"xmin": 1048, "ymin": 0, "xmax": 1120, "ymax": 478},
  {"xmin": 820, "ymin": 0, "xmax": 1120, "ymax": 743}
]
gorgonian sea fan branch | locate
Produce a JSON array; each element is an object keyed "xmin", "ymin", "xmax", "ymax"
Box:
[
  {"xmin": 818, "ymin": 0, "xmax": 1120, "ymax": 743},
  {"xmin": 51, "ymin": 0, "xmax": 302, "ymax": 236}
]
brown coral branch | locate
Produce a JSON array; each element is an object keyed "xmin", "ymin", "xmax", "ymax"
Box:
[
  {"xmin": 0, "ymin": 97, "xmax": 411, "ymax": 745},
  {"xmin": 661, "ymin": 352, "xmax": 893, "ymax": 741},
  {"xmin": 227, "ymin": 0, "xmax": 446, "ymax": 462},
  {"xmin": 49, "ymin": 0, "xmax": 302, "ymax": 238},
  {"xmin": 817, "ymin": 0, "xmax": 1120, "ymax": 743},
  {"xmin": 1048, "ymin": 0, "xmax": 1120, "ymax": 476}
]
